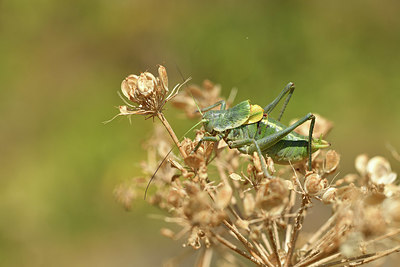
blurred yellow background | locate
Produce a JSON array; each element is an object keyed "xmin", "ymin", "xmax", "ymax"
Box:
[{"xmin": 1, "ymin": 0, "xmax": 400, "ymax": 266}]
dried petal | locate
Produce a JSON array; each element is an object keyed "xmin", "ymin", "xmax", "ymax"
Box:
[
  {"xmin": 158, "ymin": 65, "xmax": 168, "ymax": 91},
  {"xmin": 137, "ymin": 72, "xmax": 156, "ymax": 96},
  {"xmin": 121, "ymin": 74, "xmax": 138, "ymax": 101},
  {"xmin": 324, "ymin": 150, "xmax": 340, "ymax": 174}
]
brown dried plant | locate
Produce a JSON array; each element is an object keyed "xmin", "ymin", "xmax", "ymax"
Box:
[{"xmin": 113, "ymin": 66, "xmax": 400, "ymax": 266}]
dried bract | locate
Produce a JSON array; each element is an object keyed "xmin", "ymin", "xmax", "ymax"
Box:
[{"xmin": 324, "ymin": 150, "xmax": 340, "ymax": 174}]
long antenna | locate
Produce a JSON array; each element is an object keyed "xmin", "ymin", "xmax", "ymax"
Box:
[
  {"xmin": 175, "ymin": 64, "xmax": 203, "ymax": 117},
  {"xmin": 143, "ymin": 119, "xmax": 204, "ymax": 199},
  {"xmin": 144, "ymin": 65, "xmax": 204, "ymax": 199},
  {"xmin": 144, "ymin": 147, "xmax": 173, "ymax": 199}
]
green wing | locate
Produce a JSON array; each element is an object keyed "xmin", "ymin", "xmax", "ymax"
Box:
[{"xmin": 214, "ymin": 100, "xmax": 251, "ymax": 131}]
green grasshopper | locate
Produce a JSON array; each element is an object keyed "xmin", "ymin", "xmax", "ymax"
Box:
[{"xmin": 193, "ymin": 82, "xmax": 330, "ymax": 178}]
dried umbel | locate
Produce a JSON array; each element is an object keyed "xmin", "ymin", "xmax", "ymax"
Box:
[
  {"xmin": 113, "ymin": 72, "xmax": 400, "ymax": 266},
  {"xmin": 117, "ymin": 65, "xmax": 189, "ymax": 118}
]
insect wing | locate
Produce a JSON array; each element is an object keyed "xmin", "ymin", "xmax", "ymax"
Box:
[{"xmin": 214, "ymin": 100, "xmax": 251, "ymax": 131}]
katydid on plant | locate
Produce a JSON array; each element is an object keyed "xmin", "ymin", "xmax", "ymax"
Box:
[{"xmin": 193, "ymin": 82, "xmax": 330, "ymax": 178}]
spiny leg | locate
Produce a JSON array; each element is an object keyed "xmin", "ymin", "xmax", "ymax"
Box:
[
  {"xmin": 277, "ymin": 84, "xmax": 295, "ymax": 121},
  {"xmin": 264, "ymin": 82, "xmax": 295, "ymax": 119},
  {"xmin": 250, "ymin": 113, "xmax": 316, "ymax": 170}
]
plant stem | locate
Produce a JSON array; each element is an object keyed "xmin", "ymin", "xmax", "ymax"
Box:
[{"xmin": 157, "ymin": 112, "xmax": 187, "ymax": 159}]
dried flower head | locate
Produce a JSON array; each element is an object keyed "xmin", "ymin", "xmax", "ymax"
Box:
[
  {"xmin": 304, "ymin": 172, "xmax": 328, "ymax": 196},
  {"xmin": 118, "ymin": 65, "xmax": 189, "ymax": 118}
]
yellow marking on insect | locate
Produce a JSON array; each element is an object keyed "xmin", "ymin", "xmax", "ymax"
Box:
[{"xmin": 245, "ymin": 104, "xmax": 264, "ymax": 124}]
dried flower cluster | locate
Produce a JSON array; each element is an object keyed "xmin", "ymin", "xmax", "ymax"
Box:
[
  {"xmin": 113, "ymin": 66, "xmax": 400, "ymax": 266},
  {"xmin": 119, "ymin": 65, "xmax": 179, "ymax": 117}
]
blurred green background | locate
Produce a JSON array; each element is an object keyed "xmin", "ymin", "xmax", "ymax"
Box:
[{"xmin": 1, "ymin": 0, "xmax": 400, "ymax": 266}]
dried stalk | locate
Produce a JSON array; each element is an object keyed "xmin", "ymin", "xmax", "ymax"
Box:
[
  {"xmin": 211, "ymin": 231, "xmax": 265, "ymax": 266},
  {"xmin": 267, "ymin": 223, "xmax": 282, "ymax": 267},
  {"xmin": 157, "ymin": 112, "xmax": 187, "ymax": 159},
  {"xmin": 284, "ymin": 196, "xmax": 309, "ymax": 267},
  {"xmin": 317, "ymin": 245, "xmax": 400, "ymax": 267}
]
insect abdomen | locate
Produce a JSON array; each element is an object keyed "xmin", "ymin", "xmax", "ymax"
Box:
[{"xmin": 262, "ymin": 139, "xmax": 309, "ymax": 164}]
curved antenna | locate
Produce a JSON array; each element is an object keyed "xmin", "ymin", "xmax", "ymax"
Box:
[
  {"xmin": 144, "ymin": 118, "xmax": 206, "ymax": 200},
  {"xmin": 175, "ymin": 63, "xmax": 203, "ymax": 117},
  {"xmin": 189, "ymin": 91, "xmax": 203, "ymax": 116},
  {"xmin": 144, "ymin": 146, "xmax": 173, "ymax": 199}
]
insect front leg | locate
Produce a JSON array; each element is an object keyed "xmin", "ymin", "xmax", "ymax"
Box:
[
  {"xmin": 192, "ymin": 135, "xmax": 222, "ymax": 154},
  {"xmin": 254, "ymin": 113, "xmax": 316, "ymax": 171},
  {"xmin": 264, "ymin": 82, "xmax": 295, "ymax": 121}
]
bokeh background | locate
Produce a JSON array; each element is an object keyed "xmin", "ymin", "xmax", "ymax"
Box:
[{"xmin": 1, "ymin": 0, "xmax": 400, "ymax": 266}]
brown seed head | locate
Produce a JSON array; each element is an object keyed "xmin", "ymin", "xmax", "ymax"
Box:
[{"xmin": 304, "ymin": 172, "xmax": 328, "ymax": 196}]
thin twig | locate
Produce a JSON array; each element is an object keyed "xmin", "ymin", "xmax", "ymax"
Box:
[
  {"xmin": 317, "ymin": 245, "xmax": 400, "ymax": 267},
  {"xmin": 211, "ymin": 231, "xmax": 265, "ymax": 266},
  {"xmin": 305, "ymin": 252, "xmax": 341, "ymax": 267},
  {"xmin": 157, "ymin": 112, "xmax": 187, "ymax": 159},
  {"xmin": 363, "ymin": 228, "xmax": 400, "ymax": 247},
  {"xmin": 253, "ymin": 240, "xmax": 275, "ymax": 267},
  {"xmin": 272, "ymin": 221, "xmax": 281, "ymax": 251},
  {"xmin": 195, "ymin": 248, "xmax": 213, "ymax": 267},
  {"xmin": 284, "ymin": 224, "xmax": 292, "ymax": 252},
  {"xmin": 284, "ymin": 196, "xmax": 309, "ymax": 267},
  {"xmin": 262, "ymin": 233, "xmax": 273, "ymax": 255},
  {"xmin": 267, "ymin": 223, "xmax": 282, "ymax": 267},
  {"xmin": 223, "ymin": 219, "xmax": 262, "ymax": 259}
]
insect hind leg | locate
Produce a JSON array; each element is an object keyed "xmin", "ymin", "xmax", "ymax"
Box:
[
  {"xmin": 252, "ymin": 113, "xmax": 316, "ymax": 170},
  {"xmin": 307, "ymin": 114, "xmax": 316, "ymax": 171},
  {"xmin": 264, "ymin": 82, "xmax": 295, "ymax": 121}
]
